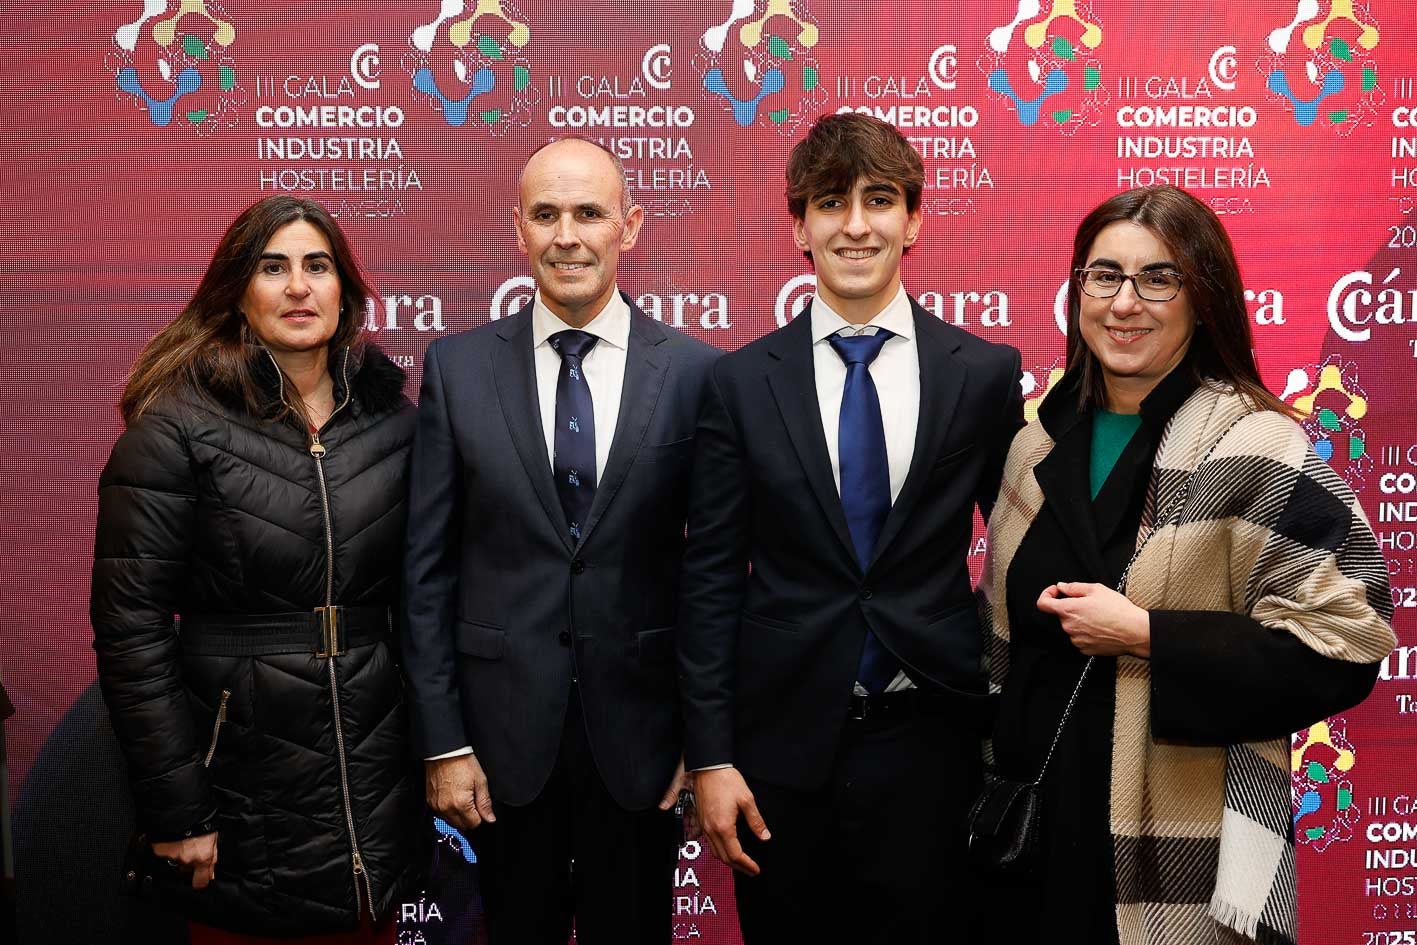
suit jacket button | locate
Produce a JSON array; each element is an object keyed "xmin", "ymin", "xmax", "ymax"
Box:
[
  {"xmin": 860, "ymin": 587, "xmax": 873, "ymax": 600},
  {"xmin": 571, "ymin": 559, "xmax": 586, "ymax": 574},
  {"xmin": 558, "ymin": 630, "xmax": 571, "ymax": 645}
]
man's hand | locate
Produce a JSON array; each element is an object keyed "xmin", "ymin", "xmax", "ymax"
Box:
[
  {"xmin": 1037, "ymin": 581, "xmax": 1151, "ymax": 657},
  {"xmin": 426, "ymin": 754, "xmax": 496, "ymax": 831},
  {"xmin": 694, "ymin": 766, "xmax": 769, "ymax": 876},
  {"xmin": 657, "ymin": 757, "xmax": 701, "ymax": 841},
  {"xmin": 151, "ymin": 832, "xmax": 218, "ymax": 890}
]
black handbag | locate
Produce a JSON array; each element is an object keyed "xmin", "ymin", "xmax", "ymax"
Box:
[{"xmin": 965, "ymin": 656, "xmax": 1094, "ymax": 875}]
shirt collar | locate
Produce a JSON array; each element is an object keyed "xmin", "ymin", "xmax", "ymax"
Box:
[
  {"xmin": 532, "ymin": 289, "xmax": 631, "ymax": 351},
  {"xmin": 810, "ymin": 284, "xmax": 913, "ymax": 344}
]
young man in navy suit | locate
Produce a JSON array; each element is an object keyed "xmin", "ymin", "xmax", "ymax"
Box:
[
  {"xmin": 404, "ymin": 139, "xmax": 718, "ymax": 944},
  {"xmin": 679, "ymin": 113, "xmax": 1024, "ymax": 943}
]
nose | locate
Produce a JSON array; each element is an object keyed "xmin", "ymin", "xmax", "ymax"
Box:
[
  {"xmin": 843, "ymin": 199, "xmax": 870, "ymax": 240},
  {"xmin": 285, "ymin": 268, "xmax": 310, "ymax": 298},
  {"xmin": 552, "ymin": 213, "xmax": 580, "ymax": 249},
  {"xmin": 1110, "ymin": 279, "xmax": 1144, "ymax": 317}
]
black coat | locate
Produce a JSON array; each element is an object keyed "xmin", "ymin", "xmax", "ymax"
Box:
[
  {"xmin": 90, "ymin": 346, "xmax": 424, "ymax": 935},
  {"xmin": 986, "ymin": 365, "xmax": 1379, "ymax": 941}
]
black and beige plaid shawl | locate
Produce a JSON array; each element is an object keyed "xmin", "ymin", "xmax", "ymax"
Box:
[{"xmin": 981, "ymin": 383, "xmax": 1395, "ymax": 945}]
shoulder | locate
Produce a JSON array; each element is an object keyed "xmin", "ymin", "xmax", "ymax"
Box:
[
  {"xmin": 716, "ymin": 321, "xmax": 792, "ymax": 373},
  {"xmin": 352, "ymin": 344, "xmax": 410, "ymax": 416},
  {"xmin": 641, "ymin": 317, "xmax": 723, "ymax": 368},
  {"xmin": 922, "ymin": 315, "xmax": 1020, "ymax": 368},
  {"xmin": 429, "ymin": 313, "xmax": 521, "ymax": 360}
]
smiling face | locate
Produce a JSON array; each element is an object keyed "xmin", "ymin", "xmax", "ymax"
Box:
[
  {"xmin": 239, "ymin": 220, "xmax": 342, "ymax": 355},
  {"xmin": 1078, "ymin": 220, "xmax": 1197, "ymax": 411},
  {"xmin": 513, "ymin": 139, "xmax": 643, "ymax": 327},
  {"xmin": 793, "ymin": 177, "xmax": 921, "ymax": 324}
]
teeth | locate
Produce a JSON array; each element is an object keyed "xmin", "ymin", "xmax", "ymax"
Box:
[
  {"xmin": 552, "ymin": 262, "xmax": 588, "ymax": 269},
  {"xmin": 838, "ymin": 249, "xmax": 877, "ymax": 259},
  {"xmin": 1108, "ymin": 328, "xmax": 1151, "ymax": 339}
]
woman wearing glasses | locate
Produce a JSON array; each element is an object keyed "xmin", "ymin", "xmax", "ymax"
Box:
[{"xmin": 976, "ymin": 185, "xmax": 1394, "ymax": 944}]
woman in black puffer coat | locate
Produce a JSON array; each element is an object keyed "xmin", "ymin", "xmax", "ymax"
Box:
[{"xmin": 91, "ymin": 195, "xmax": 423, "ymax": 942}]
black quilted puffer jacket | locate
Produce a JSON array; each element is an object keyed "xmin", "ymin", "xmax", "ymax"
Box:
[{"xmin": 90, "ymin": 345, "xmax": 424, "ymax": 935}]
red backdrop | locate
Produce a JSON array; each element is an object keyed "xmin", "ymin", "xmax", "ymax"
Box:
[{"xmin": 3, "ymin": 2, "xmax": 1416, "ymax": 941}]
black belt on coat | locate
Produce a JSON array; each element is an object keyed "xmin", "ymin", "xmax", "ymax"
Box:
[{"xmin": 179, "ymin": 606, "xmax": 392, "ymax": 658}]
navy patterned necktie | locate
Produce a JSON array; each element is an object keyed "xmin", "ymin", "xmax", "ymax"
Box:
[
  {"xmin": 549, "ymin": 329, "xmax": 599, "ymax": 542},
  {"xmin": 828, "ymin": 328, "xmax": 898, "ymax": 693}
]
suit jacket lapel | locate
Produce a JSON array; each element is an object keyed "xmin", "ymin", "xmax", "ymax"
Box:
[
  {"xmin": 765, "ymin": 304, "xmax": 858, "ymax": 568},
  {"xmin": 576, "ymin": 300, "xmax": 668, "ymax": 551},
  {"xmin": 490, "ymin": 305, "xmax": 574, "ymax": 554},
  {"xmin": 870, "ymin": 301, "xmax": 966, "ymax": 569},
  {"xmin": 1033, "ymin": 415, "xmax": 1110, "ymax": 580}
]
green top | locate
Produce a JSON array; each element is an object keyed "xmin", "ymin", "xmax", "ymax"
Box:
[{"xmin": 1090, "ymin": 410, "xmax": 1144, "ymax": 500}]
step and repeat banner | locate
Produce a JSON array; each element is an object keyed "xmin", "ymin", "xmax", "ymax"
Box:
[{"xmin": 3, "ymin": 1, "xmax": 1417, "ymax": 942}]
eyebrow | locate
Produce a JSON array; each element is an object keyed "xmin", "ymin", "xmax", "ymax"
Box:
[
  {"xmin": 1086, "ymin": 257, "xmax": 1180, "ymax": 271},
  {"xmin": 526, "ymin": 201, "xmax": 610, "ymax": 215},
  {"xmin": 258, "ymin": 251, "xmax": 333, "ymax": 262}
]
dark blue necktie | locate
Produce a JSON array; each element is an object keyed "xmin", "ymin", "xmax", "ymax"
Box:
[
  {"xmin": 828, "ymin": 328, "xmax": 898, "ymax": 693},
  {"xmin": 549, "ymin": 330, "xmax": 598, "ymax": 542}
]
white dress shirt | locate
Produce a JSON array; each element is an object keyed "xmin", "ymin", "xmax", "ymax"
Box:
[
  {"xmin": 425, "ymin": 289, "xmax": 631, "ymax": 762},
  {"xmin": 533, "ymin": 289, "xmax": 630, "ymax": 478},
  {"xmin": 811, "ymin": 285, "xmax": 920, "ymax": 694}
]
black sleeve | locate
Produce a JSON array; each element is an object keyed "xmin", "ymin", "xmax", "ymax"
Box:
[
  {"xmin": 978, "ymin": 346, "xmax": 1025, "ymax": 524},
  {"xmin": 90, "ymin": 407, "xmax": 216, "ymax": 840},
  {"xmin": 401, "ymin": 340, "xmax": 471, "ymax": 758},
  {"xmin": 677, "ymin": 363, "xmax": 751, "ymax": 771},
  {"xmin": 1149, "ymin": 609, "xmax": 1380, "ymax": 745}
]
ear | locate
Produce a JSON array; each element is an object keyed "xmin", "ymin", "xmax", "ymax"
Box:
[
  {"xmin": 620, "ymin": 204, "xmax": 645, "ymax": 251},
  {"xmin": 792, "ymin": 214, "xmax": 810, "ymax": 253},
  {"xmin": 903, "ymin": 205, "xmax": 923, "ymax": 248},
  {"xmin": 512, "ymin": 206, "xmax": 528, "ymax": 255}
]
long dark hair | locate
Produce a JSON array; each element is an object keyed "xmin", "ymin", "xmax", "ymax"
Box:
[
  {"xmin": 1064, "ymin": 184, "xmax": 1290, "ymax": 415},
  {"xmin": 121, "ymin": 195, "xmax": 374, "ymax": 425}
]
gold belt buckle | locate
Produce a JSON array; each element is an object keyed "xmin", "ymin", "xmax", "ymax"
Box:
[{"xmin": 315, "ymin": 606, "xmax": 343, "ymax": 658}]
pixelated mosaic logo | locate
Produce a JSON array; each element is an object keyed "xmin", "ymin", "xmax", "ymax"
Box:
[
  {"xmin": 1280, "ymin": 356, "xmax": 1373, "ymax": 493},
  {"xmin": 979, "ymin": 0, "xmax": 1108, "ymax": 133},
  {"xmin": 108, "ymin": 0, "xmax": 244, "ymax": 131},
  {"xmin": 1021, "ymin": 362, "xmax": 1065, "ymax": 423},
  {"xmin": 1260, "ymin": 0, "xmax": 1382, "ymax": 133},
  {"xmin": 403, "ymin": 0, "xmax": 539, "ymax": 132},
  {"xmin": 694, "ymin": 0, "xmax": 827, "ymax": 129},
  {"xmin": 1292, "ymin": 718, "xmax": 1360, "ymax": 852}
]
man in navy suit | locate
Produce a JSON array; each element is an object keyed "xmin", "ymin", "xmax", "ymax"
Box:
[
  {"xmin": 680, "ymin": 113, "xmax": 1025, "ymax": 943},
  {"xmin": 403, "ymin": 138, "xmax": 718, "ymax": 944}
]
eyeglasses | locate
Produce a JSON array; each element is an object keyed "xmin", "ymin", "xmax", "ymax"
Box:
[{"xmin": 1075, "ymin": 267, "xmax": 1184, "ymax": 302}]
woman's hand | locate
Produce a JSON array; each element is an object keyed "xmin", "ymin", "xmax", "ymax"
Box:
[
  {"xmin": 151, "ymin": 832, "xmax": 219, "ymax": 889},
  {"xmin": 1036, "ymin": 582, "xmax": 1151, "ymax": 658}
]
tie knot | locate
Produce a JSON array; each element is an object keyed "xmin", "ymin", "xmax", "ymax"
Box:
[
  {"xmin": 549, "ymin": 329, "xmax": 598, "ymax": 361},
  {"xmin": 828, "ymin": 328, "xmax": 894, "ymax": 366}
]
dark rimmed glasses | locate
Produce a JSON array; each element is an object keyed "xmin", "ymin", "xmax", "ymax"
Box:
[{"xmin": 1075, "ymin": 267, "xmax": 1184, "ymax": 302}]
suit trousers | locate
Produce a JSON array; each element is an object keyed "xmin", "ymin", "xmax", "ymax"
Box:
[
  {"xmin": 733, "ymin": 702, "xmax": 980, "ymax": 945},
  {"xmin": 468, "ymin": 683, "xmax": 680, "ymax": 945}
]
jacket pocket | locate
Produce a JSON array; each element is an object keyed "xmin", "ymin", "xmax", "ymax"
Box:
[
  {"xmin": 635, "ymin": 435, "xmax": 694, "ymax": 464},
  {"xmin": 930, "ymin": 445, "xmax": 972, "ymax": 472},
  {"xmin": 741, "ymin": 611, "xmax": 800, "ymax": 633},
  {"xmin": 455, "ymin": 619, "xmax": 507, "ymax": 659},
  {"xmin": 637, "ymin": 626, "xmax": 675, "ymax": 663},
  {"xmin": 202, "ymin": 688, "xmax": 232, "ymax": 768}
]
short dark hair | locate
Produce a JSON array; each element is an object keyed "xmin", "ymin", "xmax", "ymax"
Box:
[
  {"xmin": 785, "ymin": 113, "xmax": 924, "ymax": 219},
  {"xmin": 1064, "ymin": 185, "xmax": 1291, "ymax": 415}
]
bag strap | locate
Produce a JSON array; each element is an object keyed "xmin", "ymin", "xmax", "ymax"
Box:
[{"xmin": 1030, "ymin": 411, "xmax": 1246, "ymax": 785}]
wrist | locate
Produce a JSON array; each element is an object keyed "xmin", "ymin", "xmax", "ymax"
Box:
[{"xmin": 1131, "ymin": 609, "xmax": 1152, "ymax": 659}]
